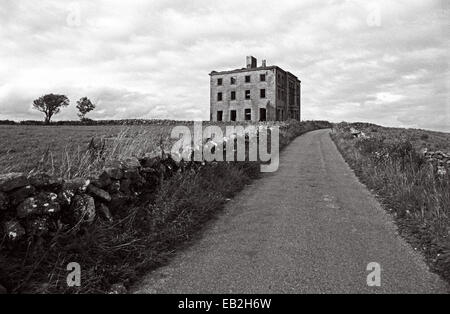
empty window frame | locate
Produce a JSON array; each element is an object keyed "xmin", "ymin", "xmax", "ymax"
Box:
[
  {"xmin": 245, "ymin": 90, "xmax": 251, "ymax": 99},
  {"xmin": 230, "ymin": 91, "xmax": 236, "ymax": 100},
  {"xmin": 260, "ymin": 74, "xmax": 266, "ymax": 81},
  {"xmin": 217, "ymin": 110, "xmax": 223, "ymax": 121},
  {"xmin": 259, "ymin": 108, "xmax": 267, "ymax": 122},
  {"xmin": 245, "ymin": 109, "xmax": 251, "ymax": 121},
  {"xmin": 217, "ymin": 78, "xmax": 223, "ymax": 86},
  {"xmin": 245, "ymin": 75, "xmax": 251, "ymax": 83},
  {"xmin": 260, "ymin": 89, "xmax": 266, "ymax": 98},
  {"xmin": 230, "ymin": 77, "xmax": 236, "ymax": 85},
  {"xmin": 217, "ymin": 92, "xmax": 223, "ymax": 101},
  {"xmin": 230, "ymin": 110, "xmax": 237, "ymax": 121}
]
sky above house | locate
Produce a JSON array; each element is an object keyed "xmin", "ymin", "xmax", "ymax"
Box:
[{"xmin": 0, "ymin": 0, "xmax": 448, "ymax": 131}]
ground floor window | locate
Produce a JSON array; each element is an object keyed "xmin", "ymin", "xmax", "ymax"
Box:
[
  {"xmin": 276, "ymin": 109, "xmax": 283, "ymax": 121},
  {"xmin": 217, "ymin": 110, "xmax": 223, "ymax": 121},
  {"xmin": 245, "ymin": 109, "xmax": 251, "ymax": 121},
  {"xmin": 259, "ymin": 108, "xmax": 266, "ymax": 122},
  {"xmin": 230, "ymin": 110, "xmax": 237, "ymax": 121}
]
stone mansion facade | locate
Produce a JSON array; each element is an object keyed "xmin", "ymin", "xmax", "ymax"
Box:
[{"xmin": 209, "ymin": 56, "xmax": 301, "ymax": 122}]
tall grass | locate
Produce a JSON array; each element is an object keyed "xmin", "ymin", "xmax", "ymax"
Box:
[
  {"xmin": 32, "ymin": 126, "xmax": 171, "ymax": 179},
  {"xmin": 331, "ymin": 127, "xmax": 450, "ymax": 284}
]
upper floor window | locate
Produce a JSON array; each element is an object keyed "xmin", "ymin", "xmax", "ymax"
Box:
[
  {"xmin": 260, "ymin": 74, "xmax": 266, "ymax": 81},
  {"xmin": 230, "ymin": 91, "xmax": 236, "ymax": 100},
  {"xmin": 260, "ymin": 89, "xmax": 266, "ymax": 98},
  {"xmin": 245, "ymin": 75, "xmax": 251, "ymax": 83},
  {"xmin": 245, "ymin": 90, "xmax": 251, "ymax": 99},
  {"xmin": 217, "ymin": 78, "xmax": 223, "ymax": 86},
  {"xmin": 230, "ymin": 77, "xmax": 236, "ymax": 85},
  {"xmin": 217, "ymin": 92, "xmax": 223, "ymax": 101}
]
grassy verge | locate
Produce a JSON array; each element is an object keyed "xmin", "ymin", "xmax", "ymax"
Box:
[
  {"xmin": 331, "ymin": 123, "xmax": 450, "ymax": 285},
  {"xmin": 1, "ymin": 120, "xmax": 331, "ymax": 293}
]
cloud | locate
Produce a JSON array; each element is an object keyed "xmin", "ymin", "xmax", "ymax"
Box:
[{"xmin": 0, "ymin": 0, "xmax": 448, "ymax": 131}]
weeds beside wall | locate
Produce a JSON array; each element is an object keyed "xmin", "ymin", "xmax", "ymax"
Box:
[
  {"xmin": 0, "ymin": 120, "xmax": 331, "ymax": 294},
  {"xmin": 331, "ymin": 123, "xmax": 450, "ymax": 285}
]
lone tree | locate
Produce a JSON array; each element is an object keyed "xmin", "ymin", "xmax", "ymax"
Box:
[
  {"xmin": 33, "ymin": 94, "xmax": 69, "ymax": 124},
  {"xmin": 76, "ymin": 97, "xmax": 96, "ymax": 120}
]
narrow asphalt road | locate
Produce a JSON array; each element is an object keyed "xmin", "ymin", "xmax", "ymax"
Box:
[{"xmin": 134, "ymin": 129, "xmax": 448, "ymax": 294}]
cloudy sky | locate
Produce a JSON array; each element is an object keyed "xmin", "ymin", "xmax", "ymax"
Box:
[{"xmin": 0, "ymin": 0, "xmax": 448, "ymax": 131}]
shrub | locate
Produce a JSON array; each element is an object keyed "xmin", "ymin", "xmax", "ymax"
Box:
[{"xmin": 355, "ymin": 137, "xmax": 385, "ymax": 155}]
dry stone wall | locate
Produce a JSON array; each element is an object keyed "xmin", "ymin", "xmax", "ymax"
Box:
[{"xmin": 0, "ymin": 154, "xmax": 186, "ymax": 244}]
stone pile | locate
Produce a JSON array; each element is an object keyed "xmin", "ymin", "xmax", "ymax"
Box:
[
  {"xmin": 421, "ymin": 148, "xmax": 450, "ymax": 176},
  {"xmin": 350, "ymin": 127, "xmax": 368, "ymax": 139},
  {"xmin": 346, "ymin": 128, "xmax": 449, "ymax": 177},
  {"xmin": 0, "ymin": 154, "xmax": 187, "ymax": 244}
]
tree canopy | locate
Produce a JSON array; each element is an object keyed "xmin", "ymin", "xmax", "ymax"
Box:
[
  {"xmin": 32, "ymin": 94, "xmax": 69, "ymax": 124},
  {"xmin": 76, "ymin": 97, "xmax": 96, "ymax": 120}
]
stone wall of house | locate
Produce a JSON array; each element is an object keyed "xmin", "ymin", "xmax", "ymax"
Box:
[{"xmin": 210, "ymin": 68, "xmax": 277, "ymax": 122}]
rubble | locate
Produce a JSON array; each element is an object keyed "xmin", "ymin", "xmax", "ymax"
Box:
[
  {"xmin": 0, "ymin": 173, "xmax": 28, "ymax": 192},
  {"xmin": 4, "ymin": 220, "xmax": 26, "ymax": 241},
  {"xmin": 108, "ymin": 283, "xmax": 127, "ymax": 294},
  {"xmin": 0, "ymin": 192, "xmax": 8, "ymax": 210},
  {"xmin": 9, "ymin": 185, "xmax": 36, "ymax": 206},
  {"xmin": 70, "ymin": 194, "xmax": 96, "ymax": 223},
  {"xmin": 104, "ymin": 167, "xmax": 123, "ymax": 180},
  {"xmin": 87, "ymin": 184, "xmax": 111, "ymax": 202}
]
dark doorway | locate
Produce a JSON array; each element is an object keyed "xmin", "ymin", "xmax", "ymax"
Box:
[
  {"xmin": 230, "ymin": 110, "xmax": 237, "ymax": 121},
  {"xmin": 259, "ymin": 108, "xmax": 266, "ymax": 122},
  {"xmin": 217, "ymin": 110, "xmax": 223, "ymax": 121}
]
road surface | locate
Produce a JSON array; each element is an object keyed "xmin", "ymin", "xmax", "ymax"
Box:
[{"xmin": 134, "ymin": 129, "xmax": 448, "ymax": 293}]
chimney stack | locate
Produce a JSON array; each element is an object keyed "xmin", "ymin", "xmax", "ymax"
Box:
[
  {"xmin": 246, "ymin": 56, "xmax": 257, "ymax": 69},
  {"xmin": 262, "ymin": 59, "xmax": 266, "ymax": 67}
]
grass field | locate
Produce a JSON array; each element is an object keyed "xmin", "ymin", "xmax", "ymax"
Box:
[
  {"xmin": 0, "ymin": 125, "xmax": 170, "ymax": 174},
  {"xmin": 0, "ymin": 121, "xmax": 296, "ymax": 176}
]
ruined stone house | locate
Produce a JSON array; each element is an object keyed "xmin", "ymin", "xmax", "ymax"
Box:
[{"xmin": 209, "ymin": 56, "xmax": 301, "ymax": 122}]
